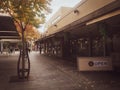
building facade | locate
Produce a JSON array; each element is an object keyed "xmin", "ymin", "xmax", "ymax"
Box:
[{"xmin": 37, "ymin": 0, "xmax": 120, "ymax": 70}]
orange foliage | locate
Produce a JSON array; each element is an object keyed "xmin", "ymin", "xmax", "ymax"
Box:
[{"xmin": 15, "ymin": 22, "xmax": 40, "ymax": 41}]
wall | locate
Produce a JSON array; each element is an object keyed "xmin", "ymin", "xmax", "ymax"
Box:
[{"xmin": 46, "ymin": 0, "xmax": 116, "ymax": 36}]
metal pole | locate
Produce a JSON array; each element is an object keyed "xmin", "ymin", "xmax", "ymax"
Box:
[{"xmin": 22, "ymin": 29, "xmax": 25, "ymax": 78}]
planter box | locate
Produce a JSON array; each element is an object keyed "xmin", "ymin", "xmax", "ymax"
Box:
[
  {"xmin": 77, "ymin": 57, "xmax": 113, "ymax": 71},
  {"xmin": 111, "ymin": 53, "xmax": 120, "ymax": 71}
]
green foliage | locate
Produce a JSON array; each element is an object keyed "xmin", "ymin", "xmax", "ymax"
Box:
[
  {"xmin": 0, "ymin": 0, "xmax": 51, "ymax": 30},
  {"xmin": 17, "ymin": 41, "xmax": 22, "ymax": 49},
  {"xmin": 3, "ymin": 41, "xmax": 10, "ymax": 48},
  {"xmin": 98, "ymin": 22, "xmax": 107, "ymax": 37}
]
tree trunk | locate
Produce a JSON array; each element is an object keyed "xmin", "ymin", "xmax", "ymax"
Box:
[{"xmin": 17, "ymin": 25, "xmax": 30, "ymax": 79}]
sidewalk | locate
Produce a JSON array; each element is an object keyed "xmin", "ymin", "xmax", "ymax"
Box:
[{"xmin": 0, "ymin": 51, "xmax": 120, "ymax": 90}]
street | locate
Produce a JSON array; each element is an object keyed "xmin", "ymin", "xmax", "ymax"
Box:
[{"xmin": 0, "ymin": 52, "xmax": 120, "ymax": 90}]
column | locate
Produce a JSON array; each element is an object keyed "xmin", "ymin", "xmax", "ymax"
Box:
[
  {"xmin": 0, "ymin": 41, "xmax": 3, "ymax": 54},
  {"xmin": 88, "ymin": 38, "xmax": 92, "ymax": 57}
]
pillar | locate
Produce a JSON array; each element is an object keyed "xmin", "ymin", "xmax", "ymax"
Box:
[
  {"xmin": 0, "ymin": 41, "xmax": 3, "ymax": 54},
  {"xmin": 103, "ymin": 36, "xmax": 107, "ymax": 57},
  {"xmin": 88, "ymin": 38, "xmax": 92, "ymax": 57}
]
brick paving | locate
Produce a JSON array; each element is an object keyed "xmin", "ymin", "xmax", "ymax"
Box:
[{"xmin": 0, "ymin": 51, "xmax": 120, "ymax": 90}]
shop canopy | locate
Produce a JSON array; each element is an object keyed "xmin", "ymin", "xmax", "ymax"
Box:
[{"xmin": 0, "ymin": 15, "xmax": 20, "ymax": 40}]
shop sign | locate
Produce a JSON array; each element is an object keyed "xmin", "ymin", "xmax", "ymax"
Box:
[{"xmin": 88, "ymin": 61, "xmax": 108, "ymax": 67}]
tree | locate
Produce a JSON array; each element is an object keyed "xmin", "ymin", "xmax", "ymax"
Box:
[
  {"xmin": 16, "ymin": 23, "xmax": 41, "ymax": 41},
  {"xmin": 98, "ymin": 22, "xmax": 108, "ymax": 57},
  {"xmin": 0, "ymin": 0, "xmax": 51, "ymax": 79}
]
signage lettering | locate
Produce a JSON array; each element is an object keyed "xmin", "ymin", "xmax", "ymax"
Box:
[{"xmin": 88, "ymin": 61, "xmax": 109, "ymax": 67}]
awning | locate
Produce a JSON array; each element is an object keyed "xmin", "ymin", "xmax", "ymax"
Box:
[{"xmin": 0, "ymin": 15, "xmax": 20, "ymax": 39}]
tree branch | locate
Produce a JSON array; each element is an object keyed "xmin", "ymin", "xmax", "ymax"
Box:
[
  {"xmin": 24, "ymin": 19, "xmax": 30, "ymax": 31},
  {"xmin": 5, "ymin": 1, "xmax": 22, "ymax": 32}
]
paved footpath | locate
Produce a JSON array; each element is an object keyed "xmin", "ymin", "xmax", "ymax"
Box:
[{"xmin": 0, "ymin": 51, "xmax": 120, "ymax": 90}]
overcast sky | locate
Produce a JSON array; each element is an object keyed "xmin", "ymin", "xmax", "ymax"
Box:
[{"xmin": 39, "ymin": 0, "xmax": 81, "ymax": 33}]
